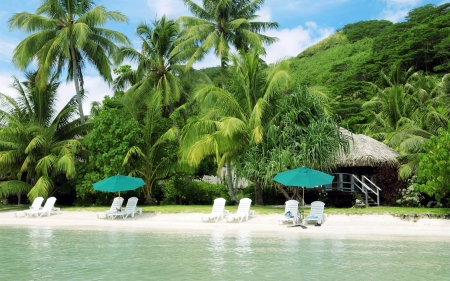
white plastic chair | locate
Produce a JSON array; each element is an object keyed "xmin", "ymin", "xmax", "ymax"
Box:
[
  {"xmin": 304, "ymin": 201, "xmax": 325, "ymax": 225},
  {"xmin": 96, "ymin": 197, "xmax": 124, "ymax": 219},
  {"xmin": 108, "ymin": 197, "xmax": 142, "ymax": 220},
  {"xmin": 15, "ymin": 197, "xmax": 44, "ymax": 217},
  {"xmin": 26, "ymin": 197, "xmax": 57, "ymax": 217},
  {"xmin": 226, "ymin": 198, "xmax": 254, "ymax": 223},
  {"xmin": 202, "ymin": 198, "xmax": 227, "ymax": 222},
  {"xmin": 279, "ymin": 200, "xmax": 300, "ymax": 225}
]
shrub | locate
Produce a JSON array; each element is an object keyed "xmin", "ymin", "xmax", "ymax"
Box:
[
  {"xmin": 396, "ymin": 184, "xmax": 424, "ymax": 207},
  {"xmin": 373, "ymin": 164, "xmax": 407, "ymax": 205},
  {"xmin": 162, "ymin": 176, "xmax": 230, "ymax": 205}
]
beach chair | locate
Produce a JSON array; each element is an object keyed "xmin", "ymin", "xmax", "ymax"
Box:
[
  {"xmin": 15, "ymin": 197, "xmax": 44, "ymax": 217},
  {"xmin": 108, "ymin": 197, "xmax": 142, "ymax": 220},
  {"xmin": 303, "ymin": 201, "xmax": 325, "ymax": 225},
  {"xmin": 26, "ymin": 197, "xmax": 58, "ymax": 217},
  {"xmin": 279, "ymin": 200, "xmax": 300, "ymax": 225},
  {"xmin": 202, "ymin": 198, "xmax": 227, "ymax": 222},
  {"xmin": 96, "ymin": 197, "xmax": 124, "ymax": 219},
  {"xmin": 226, "ymin": 198, "xmax": 254, "ymax": 223}
]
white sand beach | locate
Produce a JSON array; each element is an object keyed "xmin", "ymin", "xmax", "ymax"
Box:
[{"xmin": 1, "ymin": 210, "xmax": 450, "ymax": 240}]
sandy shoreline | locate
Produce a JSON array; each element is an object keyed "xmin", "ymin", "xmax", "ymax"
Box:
[{"xmin": 1, "ymin": 210, "xmax": 450, "ymax": 239}]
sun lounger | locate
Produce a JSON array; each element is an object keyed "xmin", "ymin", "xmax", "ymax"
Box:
[
  {"xmin": 202, "ymin": 198, "xmax": 227, "ymax": 222},
  {"xmin": 15, "ymin": 197, "xmax": 44, "ymax": 217},
  {"xmin": 304, "ymin": 201, "xmax": 325, "ymax": 225},
  {"xmin": 279, "ymin": 200, "xmax": 300, "ymax": 225},
  {"xmin": 108, "ymin": 197, "xmax": 142, "ymax": 219},
  {"xmin": 226, "ymin": 198, "xmax": 254, "ymax": 223},
  {"xmin": 26, "ymin": 197, "xmax": 58, "ymax": 217},
  {"xmin": 96, "ymin": 197, "xmax": 124, "ymax": 219}
]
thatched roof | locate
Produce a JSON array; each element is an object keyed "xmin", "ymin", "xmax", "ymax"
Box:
[{"xmin": 337, "ymin": 128, "xmax": 400, "ymax": 167}]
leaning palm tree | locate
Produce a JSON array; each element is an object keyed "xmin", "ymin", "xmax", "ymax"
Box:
[
  {"xmin": 9, "ymin": 0, "xmax": 130, "ymax": 124},
  {"xmin": 177, "ymin": 0, "xmax": 279, "ymax": 77},
  {"xmin": 0, "ymin": 72, "xmax": 84, "ymax": 201}
]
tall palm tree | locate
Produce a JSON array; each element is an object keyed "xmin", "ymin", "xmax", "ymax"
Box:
[
  {"xmin": 180, "ymin": 48, "xmax": 290, "ymax": 201},
  {"xmin": 177, "ymin": 0, "xmax": 279, "ymax": 76},
  {"xmin": 0, "ymin": 72, "xmax": 84, "ymax": 201},
  {"xmin": 9, "ymin": 0, "xmax": 130, "ymax": 124}
]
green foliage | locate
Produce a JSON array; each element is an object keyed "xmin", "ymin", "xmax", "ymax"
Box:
[
  {"xmin": 416, "ymin": 126, "xmax": 450, "ymax": 200},
  {"xmin": 372, "ymin": 3, "xmax": 450, "ymax": 73},
  {"xmin": 162, "ymin": 176, "xmax": 229, "ymax": 205},
  {"xmin": 113, "ymin": 65, "xmax": 132, "ymax": 75},
  {"xmin": 396, "ymin": 183, "xmax": 424, "ymax": 207},
  {"xmin": 341, "ymin": 20, "xmax": 393, "ymax": 43},
  {"xmin": 74, "ymin": 103, "xmax": 143, "ymax": 201},
  {"xmin": 236, "ymin": 86, "xmax": 349, "ymax": 188}
]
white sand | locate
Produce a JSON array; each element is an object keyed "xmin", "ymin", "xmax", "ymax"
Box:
[{"xmin": 1, "ymin": 210, "xmax": 450, "ymax": 240}]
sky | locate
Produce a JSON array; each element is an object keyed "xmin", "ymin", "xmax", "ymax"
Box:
[{"xmin": 0, "ymin": 0, "xmax": 446, "ymax": 114}]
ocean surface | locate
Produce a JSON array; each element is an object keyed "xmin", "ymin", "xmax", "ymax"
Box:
[{"xmin": 1, "ymin": 227, "xmax": 449, "ymax": 280}]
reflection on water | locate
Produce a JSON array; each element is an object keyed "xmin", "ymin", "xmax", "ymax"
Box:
[{"xmin": 0, "ymin": 227, "xmax": 449, "ymax": 281}]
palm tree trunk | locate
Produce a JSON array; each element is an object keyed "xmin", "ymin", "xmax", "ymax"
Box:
[
  {"xmin": 254, "ymin": 181, "xmax": 264, "ymax": 205},
  {"xmin": 70, "ymin": 45, "xmax": 86, "ymax": 124},
  {"xmin": 225, "ymin": 162, "xmax": 237, "ymax": 203},
  {"xmin": 277, "ymin": 184, "xmax": 290, "ymax": 201}
]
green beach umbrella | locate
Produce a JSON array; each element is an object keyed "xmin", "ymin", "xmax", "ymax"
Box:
[
  {"xmin": 93, "ymin": 174, "xmax": 145, "ymax": 197},
  {"xmin": 273, "ymin": 166, "xmax": 334, "ymax": 205}
]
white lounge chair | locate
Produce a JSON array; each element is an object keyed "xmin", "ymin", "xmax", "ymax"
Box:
[
  {"xmin": 279, "ymin": 200, "xmax": 300, "ymax": 225},
  {"xmin": 15, "ymin": 197, "xmax": 44, "ymax": 217},
  {"xmin": 202, "ymin": 198, "xmax": 227, "ymax": 222},
  {"xmin": 96, "ymin": 197, "xmax": 124, "ymax": 219},
  {"xmin": 26, "ymin": 197, "xmax": 58, "ymax": 217},
  {"xmin": 226, "ymin": 198, "xmax": 254, "ymax": 223},
  {"xmin": 304, "ymin": 201, "xmax": 325, "ymax": 225},
  {"xmin": 108, "ymin": 197, "xmax": 142, "ymax": 220}
]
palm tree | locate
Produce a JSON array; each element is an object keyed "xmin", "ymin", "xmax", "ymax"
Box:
[
  {"xmin": 114, "ymin": 16, "xmax": 189, "ymax": 114},
  {"xmin": 9, "ymin": 0, "xmax": 130, "ymax": 124},
  {"xmin": 0, "ymin": 72, "xmax": 84, "ymax": 201},
  {"xmin": 177, "ymin": 0, "xmax": 279, "ymax": 76},
  {"xmin": 362, "ymin": 64, "xmax": 450, "ymax": 178},
  {"xmin": 119, "ymin": 88, "xmax": 175, "ymax": 204},
  {"xmin": 237, "ymin": 86, "xmax": 349, "ymax": 204},
  {"xmin": 180, "ymin": 48, "xmax": 290, "ymax": 202}
]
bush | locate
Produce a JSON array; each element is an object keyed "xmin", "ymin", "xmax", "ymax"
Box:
[
  {"xmin": 396, "ymin": 184, "xmax": 424, "ymax": 207},
  {"xmin": 373, "ymin": 164, "xmax": 407, "ymax": 205},
  {"xmin": 162, "ymin": 177, "xmax": 230, "ymax": 205}
]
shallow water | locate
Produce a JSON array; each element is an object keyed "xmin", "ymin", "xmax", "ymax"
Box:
[{"xmin": 1, "ymin": 227, "xmax": 449, "ymax": 280}]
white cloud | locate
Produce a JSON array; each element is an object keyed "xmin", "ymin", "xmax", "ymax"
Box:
[
  {"xmin": 192, "ymin": 52, "xmax": 221, "ymax": 69},
  {"xmin": 262, "ymin": 23, "xmax": 334, "ymax": 63},
  {"xmin": 57, "ymin": 77, "xmax": 113, "ymax": 116},
  {"xmin": 379, "ymin": 0, "xmax": 422, "ymax": 23},
  {"xmin": 0, "ymin": 36, "xmax": 18, "ymax": 63},
  {"xmin": 256, "ymin": 6, "xmax": 272, "ymax": 22},
  {"xmin": 146, "ymin": 0, "xmax": 191, "ymax": 18}
]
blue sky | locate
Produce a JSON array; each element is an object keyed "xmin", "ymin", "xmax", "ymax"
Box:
[{"xmin": 0, "ymin": 0, "xmax": 446, "ymax": 113}]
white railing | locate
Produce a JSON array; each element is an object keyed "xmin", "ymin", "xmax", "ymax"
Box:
[{"xmin": 328, "ymin": 173, "xmax": 381, "ymax": 206}]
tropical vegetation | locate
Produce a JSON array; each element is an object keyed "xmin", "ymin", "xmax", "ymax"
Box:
[{"xmin": 1, "ymin": 1, "xmax": 450, "ymax": 208}]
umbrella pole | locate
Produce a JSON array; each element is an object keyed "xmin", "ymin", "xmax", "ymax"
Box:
[{"xmin": 303, "ymin": 187, "xmax": 305, "ymax": 206}]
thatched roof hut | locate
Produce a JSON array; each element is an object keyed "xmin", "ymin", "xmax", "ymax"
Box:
[{"xmin": 337, "ymin": 129, "xmax": 400, "ymax": 167}]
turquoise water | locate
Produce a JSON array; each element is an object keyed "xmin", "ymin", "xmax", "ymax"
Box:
[{"xmin": 1, "ymin": 227, "xmax": 449, "ymax": 281}]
